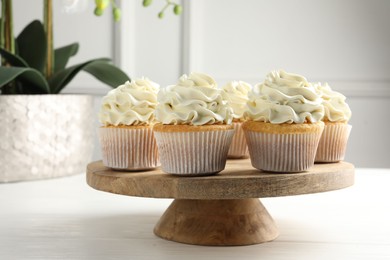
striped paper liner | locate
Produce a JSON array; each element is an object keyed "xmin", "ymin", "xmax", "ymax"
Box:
[
  {"xmin": 315, "ymin": 124, "xmax": 352, "ymax": 163},
  {"xmin": 98, "ymin": 127, "xmax": 160, "ymax": 171},
  {"xmin": 228, "ymin": 122, "xmax": 249, "ymax": 159},
  {"xmin": 154, "ymin": 129, "xmax": 234, "ymax": 176},
  {"xmin": 245, "ymin": 131, "xmax": 323, "ymax": 173}
]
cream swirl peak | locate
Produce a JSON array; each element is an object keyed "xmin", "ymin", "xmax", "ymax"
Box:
[
  {"xmin": 314, "ymin": 82, "xmax": 351, "ymax": 122},
  {"xmin": 99, "ymin": 78, "xmax": 159, "ymax": 126},
  {"xmin": 177, "ymin": 72, "xmax": 217, "ymax": 88},
  {"xmin": 222, "ymin": 81, "xmax": 252, "ymax": 120},
  {"xmin": 155, "ymin": 72, "xmax": 233, "ymax": 125},
  {"xmin": 246, "ymin": 70, "xmax": 324, "ymax": 124}
]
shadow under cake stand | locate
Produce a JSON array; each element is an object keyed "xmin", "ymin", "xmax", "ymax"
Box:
[{"xmin": 86, "ymin": 159, "xmax": 354, "ymax": 246}]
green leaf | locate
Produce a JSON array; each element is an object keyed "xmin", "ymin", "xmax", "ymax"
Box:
[
  {"xmin": 0, "ymin": 67, "xmax": 50, "ymax": 94},
  {"xmin": 54, "ymin": 43, "xmax": 79, "ymax": 73},
  {"xmin": 16, "ymin": 20, "xmax": 47, "ymax": 73},
  {"xmin": 0, "ymin": 48, "xmax": 29, "ymax": 67},
  {"xmin": 48, "ymin": 58, "xmax": 111, "ymax": 94},
  {"xmin": 83, "ymin": 61, "xmax": 130, "ymax": 88}
]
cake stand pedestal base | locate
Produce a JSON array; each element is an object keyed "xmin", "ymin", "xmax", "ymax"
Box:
[{"xmin": 153, "ymin": 199, "xmax": 279, "ymax": 246}]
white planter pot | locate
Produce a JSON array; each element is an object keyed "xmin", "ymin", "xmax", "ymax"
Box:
[{"xmin": 0, "ymin": 95, "xmax": 95, "ymax": 182}]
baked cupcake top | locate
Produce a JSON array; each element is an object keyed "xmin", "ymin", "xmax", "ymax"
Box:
[
  {"xmin": 99, "ymin": 78, "xmax": 159, "ymax": 126},
  {"xmin": 222, "ymin": 81, "xmax": 252, "ymax": 121},
  {"xmin": 314, "ymin": 82, "xmax": 351, "ymax": 122},
  {"xmin": 246, "ymin": 70, "xmax": 324, "ymax": 124},
  {"xmin": 155, "ymin": 72, "xmax": 233, "ymax": 126}
]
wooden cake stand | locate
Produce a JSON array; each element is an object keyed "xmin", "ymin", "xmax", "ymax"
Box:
[{"xmin": 86, "ymin": 159, "xmax": 354, "ymax": 246}]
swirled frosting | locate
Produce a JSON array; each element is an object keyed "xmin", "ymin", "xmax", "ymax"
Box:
[
  {"xmin": 314, "ymin": 82, "xmax": 351, "ymax": 122},
  {"xmin": 177, "ymin": 72, "xmax": 217, "ymax": 88},
  {"xmin": 222, "ymin": 81, "xmax": 252, "ymax": 120},
  {"xmin": 99, "ymin": 78, "xmax": 159, "ymax": 126},
  {"xmin": 155, "ymin": 72, "xmax": 233, "ymax": 125},
  {"xmin": 246, "ymin": 70, "xmax": 324, "ymax": 124}
]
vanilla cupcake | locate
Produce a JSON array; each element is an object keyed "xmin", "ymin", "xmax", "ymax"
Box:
[
  {"xmin": 222, "ymin": 81, "xmax": 252, "ymax": 159},
  {"xmin": 314, "ymin": 83, "xmax": 352, "ymax": 162},
  {"xmin": 154, "ymin": 72, "xmax": 234, "ymax": 176},
  {"xmin": 243, "ymin": 70, "xmax": 324, "ymax": 173},
  {"xmin": 98, "ymin": 78, "xmax": 160, "ymax": 171}
]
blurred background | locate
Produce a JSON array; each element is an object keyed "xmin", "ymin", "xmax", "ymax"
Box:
[{"xmin": 13, "ymin": 0, "xmax": 390, "ymax": 168}]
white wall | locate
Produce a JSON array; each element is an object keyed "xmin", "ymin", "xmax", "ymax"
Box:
[{"xmin": 12, "ymin": 0, "xmax": 390, "ymax": 168}]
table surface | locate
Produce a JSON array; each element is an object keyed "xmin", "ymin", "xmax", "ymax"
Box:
[{"xmin": 1, "ymin": 167, "xmax": 389, "ymax": 260}]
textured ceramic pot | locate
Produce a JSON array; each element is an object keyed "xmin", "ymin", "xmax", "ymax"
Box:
[{"xmin": 0, "ymin": 95, "xmax": 95, "ymax": 182}]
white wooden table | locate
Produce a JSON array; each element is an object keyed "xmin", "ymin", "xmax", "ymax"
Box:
[{"xmin": 1, "ymin": 168, "xmax": 389, "ymax": 260}]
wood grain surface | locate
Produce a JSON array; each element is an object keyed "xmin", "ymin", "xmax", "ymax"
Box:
[
  {"xmin": 154, "ymin": 199, "xmax": 279, "ymax": 246},
  {"xmin": 86, "ymin": 159, "xmax": 355, "ymax": 200}
]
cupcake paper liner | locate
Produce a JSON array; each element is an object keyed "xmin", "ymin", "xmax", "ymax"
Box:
[
  {"xmin": 99, "ymin": 127, "xmax": 160, "ymax": 171},
  {"xmin": 228, "ymin": 122, "xmax": 249, "ymax": 159},
  {"xmin": 154, "ymin": 129, "xmax": 234, "ymax": 176},
  {"xmin": 245, "ymin": 131, "xmax": 323, "ymax": 173},
  {"xmin": 315, "ymin": 124, "xmax": 352, "ymax": 163}
]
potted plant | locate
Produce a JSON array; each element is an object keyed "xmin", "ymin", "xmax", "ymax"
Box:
[{"xmin": 0, "ymin": 0, "xmax": 130, "ymax": 182}]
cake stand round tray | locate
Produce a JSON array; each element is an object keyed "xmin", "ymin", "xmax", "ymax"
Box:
[{"xmin": 86, "ymin": 159, "xmax": 354, "ymax": 246}]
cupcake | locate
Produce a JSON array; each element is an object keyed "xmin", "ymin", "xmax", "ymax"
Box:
[
  {"xmin": 243, "ymin": 70, "xmax": 325, "ymax": 173},
  {"xmin": 154, "ymin": 72, "xmax": 234, "ymax": 176},
  {"xmin": 98, "ymin": 78, "xmax": 160, "ymax": 171},
  {"xmin": 314, "ymin": 83, "xmax": 352, "ymax": 162},
  {"xmin": 222, "ymin": 81, "xmax": 252, "ymax": 159}
]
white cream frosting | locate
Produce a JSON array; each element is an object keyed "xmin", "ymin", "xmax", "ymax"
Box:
[
  {"xmin": 222, "ymin": 81, "xmax": 252, "ymax": 120},
  {"xmin": 177, "ymin": 72, "xmax": 217, "ymax": 88},
  {"xmin": 155, "ymin": 72, "xmax": 233, "ymax": 125},
  {"xmin": 246, "ymin": 70, "xmax": 324, "ymax": 124},
  {"xmin": 314, "ymin": 82, "xmax": 351, "ymax": 122},
  {"xmin": 99, "ymin": 78, "xmax": 159, "ymax": 126}
]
